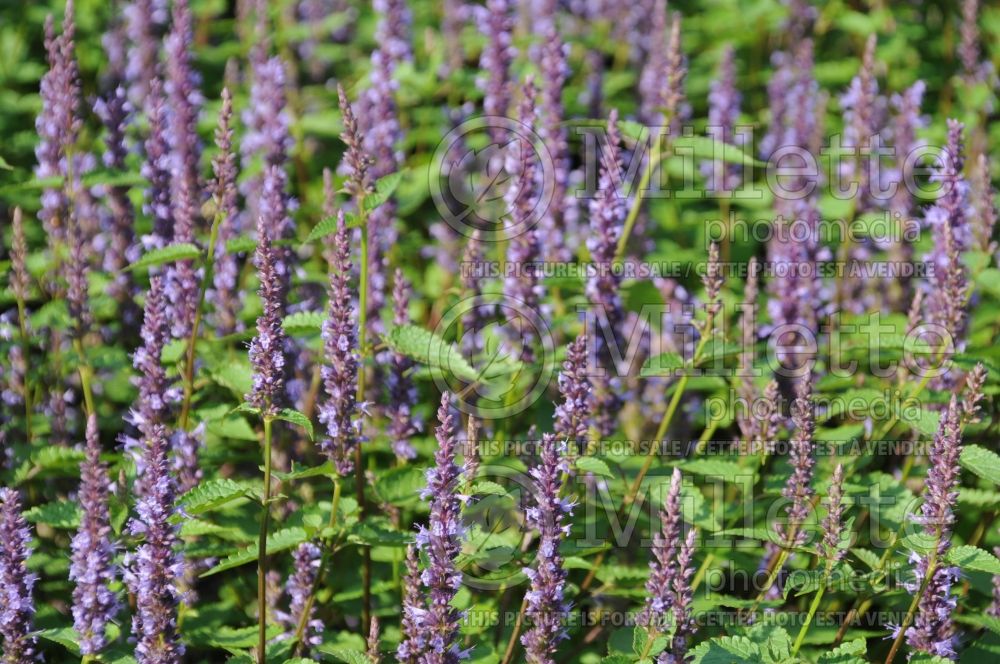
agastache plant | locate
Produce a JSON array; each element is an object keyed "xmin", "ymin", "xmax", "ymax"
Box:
[
  {"xmin": 502, "ymin": 79, "xmax": 545, "ymax": 363},
  {"xmin": 702, "ymin": 44, "xmax": 743, "ymax": 194},
  {"xmin": 477, "ymin": 0, "xmax": 514, "ymax": 142},
  {"xmin": 414, "ymin": 393, "xmax": 466, "ymax": 661},
  {"xmin": 247, "ymin": 199, "xmax": 288, "ymax": 417},
  {"xmin": 553, "ymin": 334, "xmax": 592, "ymax": 455},
  {"xmin": 207, "ymin": 88, "xmax": 243, "ymax": 335},
  {"xmin": 285, "ymin": 542, "xmax": 323, "ymax": 650},
  {"xmin": 922, "ymin": 119, "xmax": 973, "ymax": 366},
  {"xmin": 397, "ymin": 544, "xmax": 424, "ymax": 662},
  {"xmin": 0, "ymin": 487, "xmax": 38, "ymax": 664},
  {"xmin": 163, "ymin": 0, "xmax": 203, "ymax": 209},
  {"xmin": 521, "ymin": 433, "xmax": 573, "ymax": 664},
  {"xmin": 899, "ymin": 398, "xmax": 963, "ymax": 659},
  {"xmin": 319, "ymin": 212, "xmax": 362, "ymax": 475},
  {"xmin": 141, "ymin": 78, "xmax": 174, "ymax": 250},
  {"xmin": 70, "ymin": 414, "xmax": 119, "ymax": 655},
  {"xmin": 586, "ymin": 110, "xmax": 626, "ymax": 437}
]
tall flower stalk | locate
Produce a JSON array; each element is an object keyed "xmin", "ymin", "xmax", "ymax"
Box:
[
  {"xmin": 247, "ymin": 189, "xmax": 290, "ymax": 663},
  {"xmin": 0, "ymin": 487, "xmax": 37, "ymax": 664},
  {"xmin": 414, "ymin": 393, "xmax": 465, "ymax": 661},
  {"xmin": 521, "ymin": 433, "xmax": 573, "ymax": 664},
  {"xmin": 71, "ymin": 415, "xmax": 119, "ymax": 656}
]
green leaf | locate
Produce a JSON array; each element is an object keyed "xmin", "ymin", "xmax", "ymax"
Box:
[
  {"xmin": 276, "ymin": 408, "xmax": 314, "ymax": 440},
  {"xmin": 37, "ymin": 627, "xmax": 82, "ymax": 655},
  {"xmin": 743, "ymin": 624, "xmax": 792, "ymax": 663},
  {"xmin": 14, "ymin": 446, "xmax": 85, "ymax": 484},
  {"xmin": 817, "ymin": 638, "xmax": 867, "ymax": 663},
  {"xmin": 363, "ymin": 170, "xmax": 405, "ymax": 211},
  {"xmin": 347, "ymin": 519, "xmax": 411, "ymax": 547},
  {"xmin": 24, "ymin": 500, "xmax": 81, "ymax": 529},
  {"xmin": 384, "ymin": 324, "xmax": 479, "ymax": 382},
  {"xmin": 202, "ymin": 526, "xmax": 309, "ymax": 577},
  {"xmin": 901, "ymin": 406, "xmax": 940, "ymax": 436},
  {"xmin": 960, "ymin": 444, "xmax": 1000, "ymax": 486},
  {"xmin": 324, "ymin": 649, "xmax": 369, "ymax": 664},
  {"xmin": 180, "ymin": 478, "xmax": 253, "ymax": 515},
  {"xmin": 575, "ymin": 456, "xmax": 615, "ymax": 478},
  {"xmin": 372, "ymin": 465, "xmax": 426, "ymax": 505},
  {"xmin": 946, "ymin": 545, "xmax": 1000, "ymax": 574},
  {"xmin": 672, "ymin": 135, "xmax": 764, "ymax": 167},
  {"xmin": 689, "ymin": 635, "xmax": 760, "ymax": 663},
  {"xmin": 304, "ymin": 212, "xmax": 359, "ymax": 243},
  {"xmin": 282, "ymin": 310, "xmax": 325, "ymax": 335},
  {"xmin": 678, "ymin": 458, "xmax": 753, "ymax": 485},
  {"xmin": 470, "ymin": 480, "xmax": 509, "ymax": 497},
  {"xmin": 126, "ymin": 242, "xmax": 201, "ymax": 271},
  {"xmin": 211, "ymin": 360, "xmax": 255, "ymax": 397},
  {"xmin": 273, "ymin": 460, "xmax": 337, "ymax": 482},
  {"xmin": 640, "ymin": 352, "xmax": 685, "ymax": 377}
]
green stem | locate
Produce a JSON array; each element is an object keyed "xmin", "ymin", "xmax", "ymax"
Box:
[
  {"xmin": 292, "ymin": 478, "xmax": 342, "ymax": 657},
  {"xmin": 258, "ymin": 416, "xmax": 275, "ymax": 664},
  {"xmin": 614, "ymin": 131, "xmax": 670, "ymax": 264},
  {"xmin": 14, "ymin": 269, "xmax": 33, "ymax": 443},
  {"xmin": 72, "ymin": 338, "xmax": 95, "ymax": 418},
  {"xmin": 791, "ymin": 572, "xmax": 829, "ymax": 656},
  {"xmin": 178, "ymin": 208, "xmax": 224, "ymax": 431},
  {"xmin": 356, "ymin": 196, "xmax": 372, "ymax": 636}
]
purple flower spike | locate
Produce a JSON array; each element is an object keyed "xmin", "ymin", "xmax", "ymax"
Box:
[
  {"xmin": 208, "ymin": 88, "xmax": 243, "ymax": 335},
  {"xmin": 142, "ymin": 79, "xmax": 174, "ymax": 250},
  {"xmin": 702, "ymin": 45, "xmax": 744, "ymax": 194},
  {"xmin": 125, "ymin": 418, "xmax": 183, "ymax": 664},
  {"xmin": 477, "ymin": 0, "xmax": 515, "ymax": 141},
  {"xmin": 94, "ymin": 84, "xmax": 136, "ymax": 281},
  {"xmin": 397, "ymin": 544, "xmax": 425, "ymax": 662},
  {"xmin": 521, "ymin": 433, "xmax": 573, "ymax": 664},
  {"xmin": 164, "ymin": 0, "xmax": 203, "ymax": 209},
  {"xmin": 0, "ymin": 487, "xmax": 38, "ymax": 664},
  {"xmin": 71, "ymin": 414, "xmax": 119, "ymax": 655},
  {"xmin": 639, "ymin": 9, "xmax": 686, "ymax": 132},
  {"xmin": 318, "ymin": 212, "xmax": 362, "ymax": 475},
  {"xmin": 503, "ymin": 80, "xmax": 545, "ymax": 363},
  {"xmin": 922, "ymin": 120, "xmax": 972, "ymax": 364},
  {"xmin": 586, "ymin": 110, "xmax": 626, "ymax": 437},
  {"xmin": 243, "ymin": 56, "xmax": 293, "ymax": 170},
  {"xmin": 820, "ymin": 463, "xmax": 847, "ymax": 566},
  {"xmin": 123, "ymin": 0, "xmax": 166, "ymax": 109},
  {"xmin": 287, "ymin": 542, "xmax": 323, "ymax": 650},
  {"xmin": 374, "ymin": 0, "xmax": 412, "ymax": 64},
  {"xmin": 642, "ymin": 467, "xmax": 683, "ymax": 627},
  {"xmin": 904, "ymin": 397, "xmax": 963, "ymax": 659},
  {"xmin": 388, "ymin": 269, "xmax": 419, "ymax": 461},
  {"xmin": 537, "ymin": 18, "xmax": 570, "ymax": 262},
  {"xmin": 415, "ymin": 393, "xmax": 465, "ymax": 662},
  {"xmin": 778, "ymin": 376, "xmax": 816, "ymax": 547},
  {"xmin": 127, "ymin": 277, "xmax": 172, "ymax": 466},
  {"xmin": 247, "ymin": 197, "xmax": 289, "ymax": 417},
  {"xmin": 553, "ymin": 334, "xmax": 592, "ymax": 455}
]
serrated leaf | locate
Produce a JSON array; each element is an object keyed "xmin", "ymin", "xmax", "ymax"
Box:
[
  {"xmin": 323, "ymin": 649, "xmax": 369, "ymax": 664},
  {"xmin": 126, "ymin": 242, "xmax": 201, "ymax": 271},
  {"xmin": 179, "ymin": 478, "xmax": 252, "ymax": 515},
  {"xmin": 946, "ymin": 545, "xmax": 1000, "ymax": 574},
  {"xmin": 276, "ymin": 408, "xmax": 314, "ymax": 440},
  {"xmin": 363, "ymin": 170, "xmax": 405, "ymax": 211},
  {"xmin": 282, "ymin": 310, "xmax": 325, "ymax": 335},
  {"xmin": 201, "ymin": 526, "xmax": 309, "ymax": 577},
  {"xmin": 471, "ymin": 480, "xmax": 509, "ymax": 497},
  {"xmin": 576, "ymin": 456, "xmax": 615, "ymax": 478},
  {"xmin": 817, "ymin": 638, "xmax": 867, "ymax": 663},
  {"xmin": 689, "ymin": 635, "xmax": 760, "ymax": 663},
  {"xmin": 373, "ymin": 465, "xmax": 427, "ymax": 505},
  {"xmin": 960, "ymin": 444, "xmax": 1000, "ymax": 486},
  {"xmin": 37, "ymin": 627, "xmax": 82, "ymax": 655},
  {"xmin": 24, "ymin": 500, "xmax": 81, "ymax": 529},
  {"xmin": 212, "ymin": 360, "xmax": 255, "ymax": 396},
  {"xmin": 384, "ymin": 324, "xmax": 479, "ymax": 382},
  {"xmin": 14, "ymin": 446, "xmax": 86, "ymax": 484},
  {"xmin": 347, "ymin": 519, "xmax": 411, "ymax": 547}
]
